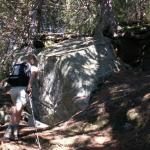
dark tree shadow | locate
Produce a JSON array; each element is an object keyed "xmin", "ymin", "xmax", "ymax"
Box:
[{"xmin": 72, "ymin": 70, "xmax": 150, "ymax": 150}]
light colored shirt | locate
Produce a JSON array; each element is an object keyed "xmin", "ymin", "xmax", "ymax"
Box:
[{"xmin": 31, "ymin": 65, "xmax": 38, "ymax": 73}]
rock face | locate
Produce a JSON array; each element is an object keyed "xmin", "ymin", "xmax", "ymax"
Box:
[{"xmin": 32, "ymin": 37, "xmax": 119, "ymax": 126}]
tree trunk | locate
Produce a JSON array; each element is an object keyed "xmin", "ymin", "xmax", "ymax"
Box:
[
  {"xmin": 94, "ymin": 0, "xmax": 117, "ymax": 39},
  {"xmin": 37, "ymin": 0, "xmax": 44, "ymax": 33}
]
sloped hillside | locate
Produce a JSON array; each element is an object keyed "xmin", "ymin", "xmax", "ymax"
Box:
[{"xmin": 0, "ymin": 70, "xmax": 150, "ymax": 150}]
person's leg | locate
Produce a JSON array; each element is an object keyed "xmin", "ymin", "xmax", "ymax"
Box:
[
  {"xmin": 3, "ymin": 88, "xmax": 17, "ymax": 141},
  {"xmin": 10, "ymin": 102, "xmax": 23, "ymax": 125},
  {"xmin": 3, "ymin": 87, "xmax": 27, "ymax": 141},
  {"xmin": 12, "ymin": 87, "xmax": 27, "ymax": 140},
  {"xmin": 11, "ymin": 102, "xmax": 24, "ymax": 140},
  {"xmin": 5, "ymin": 103, "xmax": 23, "ymax": 140}
]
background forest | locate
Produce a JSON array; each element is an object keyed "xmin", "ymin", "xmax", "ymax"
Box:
[{"xmin": 0, "ymin": 0, "xmax": 150, "ymax": 78}]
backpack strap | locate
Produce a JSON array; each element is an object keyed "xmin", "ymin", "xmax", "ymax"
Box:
[{"xmin": 24, "ymin": 62, "xmax": 31, "ymax": 74}]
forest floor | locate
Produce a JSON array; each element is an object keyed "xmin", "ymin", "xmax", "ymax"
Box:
[{"xmin": 0, "ymin": 69, "xmax": 149, "ymax": 150}]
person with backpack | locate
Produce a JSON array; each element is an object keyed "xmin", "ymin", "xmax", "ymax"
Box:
[{"xmin": 1, "ymin": 53, "xmax": 38, "ymax": 141}]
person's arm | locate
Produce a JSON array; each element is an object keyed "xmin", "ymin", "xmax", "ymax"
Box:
[
  {"xmin": 26, "ymin": 71, "xmax": 37, "ymax": 95},
  {"xmin": 26, "ymin": 65, "xmax": 39, "ymax": 94}
]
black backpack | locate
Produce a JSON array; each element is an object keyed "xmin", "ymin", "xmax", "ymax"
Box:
[{"xmin": 7, "ymin": 62, "xmax": 31, "ymax": 86}]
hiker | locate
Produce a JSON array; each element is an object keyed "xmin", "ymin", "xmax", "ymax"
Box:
[{"xmin": 1, "ymin": 53, "xmax": 38, "ymax": 141}]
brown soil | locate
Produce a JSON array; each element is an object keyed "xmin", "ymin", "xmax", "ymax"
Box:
[{"xmin": 0, "ymin": 70, "xmax": 150, "ymax": 150}]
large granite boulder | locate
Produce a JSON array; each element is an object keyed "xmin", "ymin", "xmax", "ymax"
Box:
[{"xmin": 32, "ymin": 37, "xmax": 119, "ymax": 126}]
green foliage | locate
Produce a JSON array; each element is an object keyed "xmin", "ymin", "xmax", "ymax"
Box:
[
  {"xmin": 0, "ymin": 0, "xmax": 37, "ymax": 78},
  {"xmin": 112, "ymin": 0, "xmax": 127, "ymax": 22},
  {"xmin": 0, "ymin": 0, "xmax": 150, "ymax": 60},
  {"xmin": 61, "ymin": 0, "xmax": 97, "ymax": 35},
  {"xmin": 113, "ymin": 0, "xmax": 150, "ymax": 24},
  {"xmin": 145, "ymin": 1, "xmax": 150, "ymax": 22},
  {"xmin": 0, "ymin": 72, "xmax": 5, "ymax": 81}
]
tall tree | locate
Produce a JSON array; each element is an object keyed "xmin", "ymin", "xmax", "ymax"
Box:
[{"xmin": 94, "ymin": 0, "xmax": 117, "ymax": 39}]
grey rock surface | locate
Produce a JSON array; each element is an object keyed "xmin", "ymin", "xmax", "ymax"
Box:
[{"xmin": 32, "ymin": 37, "xmax": 119, "ymax": 126}]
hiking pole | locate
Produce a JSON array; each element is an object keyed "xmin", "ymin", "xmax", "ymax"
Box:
[{"xmin": 28, "ymin": 94, "xmax": 42, "ymax": 150}]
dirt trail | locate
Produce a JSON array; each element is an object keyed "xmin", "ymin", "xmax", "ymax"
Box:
[{"xmin": 0, "ymin": 70, "xmax": 150, "ymax": 150}]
